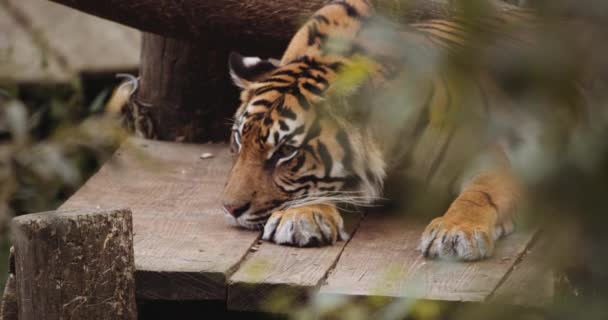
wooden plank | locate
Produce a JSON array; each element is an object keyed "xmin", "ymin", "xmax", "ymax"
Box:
[
  {"xmin": 49, "ymin": 136, "xmax": 548, "ymax": 305},
  {"xmin": 60, "ymin": 138, "xmax": 260, "ymax": 300},
  {"xmin": 0, "ymin": 3, "xmax": 70, "ymax": 83},
  {"xmin": 227, "ymin": 213, "xmax": 363, "ymax": 312},
  {"xmin": 490, "ymin": 237, "xmax": 554, "ymax": 307},
  {"xmin": 5, "ymin": 0, "xmax": 140, "ymax": 73},
  {"xmin": 319, "ymin": 215, "xmax": 538, "ymax": 303}
]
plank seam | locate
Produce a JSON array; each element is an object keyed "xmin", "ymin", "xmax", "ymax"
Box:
[
  {"xmin": 485, "ymin": 229, "xmax": 541, "ymax": 302},
  {"xmin": 313, "ymin": 212, "xmax": 366, "ymax": 291},
  {"xmin": 223, "ymin": 234, "xmax": 263, "ymax": 304},
  {"xmin": 225, "ymin": 211, "xmax": 366, "ymax": 311}
]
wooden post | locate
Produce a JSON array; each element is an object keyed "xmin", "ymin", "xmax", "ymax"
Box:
[
  {"xmin": 0, "ymin": 248, "xmax": 16, "ymax": 320},
  {"xmin": 11, "ymin": 208, "xmax": 136, "ymax": 320},
  {"xmin": 130, "ymin": 33, "xmax": 237, "ymax": 142},
  {"xmin": 131, "ymin": 33, "xmax": 289, "ymax": 142}
]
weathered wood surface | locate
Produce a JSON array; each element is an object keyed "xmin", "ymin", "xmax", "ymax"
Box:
[
  {"xmin": 0, "ymin": 0, "xmax": 140, "ymax": 83},
  {"xmin": 11, "ymin": 208, "xmax": 137, "ymax": 319},
  {"xmin": 490, "ymin": 237, "xmax": 554, "ymax": 307},
  {"xmin": 319, "ymin": 215, "xmax": 540, "ymax": 303},
  {"xmin": 227, "ymin": 213, "xmax": 363, "ymax": 312},
  {"xmin": 0, "ymin": 3, "xmax": 69, "ymax": 83},
  {"xmin": 55, "ymin": 138, "xmax": 549, "ymax": 308},
  {"xmin": 60, "ymin": 138, "xmax": 260, "ymax": 300},
  {"xmin": 0, "ymin": 248, "xmax": 16, "ymax": 320},
  {"xmin": 0, "ymin": 274, "xmax": 16, "ymax": 320}
]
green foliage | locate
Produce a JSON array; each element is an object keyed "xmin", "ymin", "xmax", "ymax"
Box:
[
  {"xmin": 0, "ymin": 81, "xmax": 126, "ymax": 292},
  {"xmin": 267, "ymin": 0, "xmax": 608, "ymax": 318}
]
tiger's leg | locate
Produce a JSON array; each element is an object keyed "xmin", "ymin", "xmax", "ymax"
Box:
[
  {"xmin": 418, "ymin": 147, "xmax": 520, "ymax": 261},
  {"xmin": 262, "ymin": 203, "xmax": 348, "ymax": 247}
]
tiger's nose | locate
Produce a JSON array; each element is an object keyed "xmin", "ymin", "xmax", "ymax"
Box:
[{"xmin": 222, "ymin": 202, "xmax": 251, "ymax": 218}]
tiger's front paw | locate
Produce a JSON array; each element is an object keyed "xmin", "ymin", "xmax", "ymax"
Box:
[
  {"xmin": 417, "ymin": 216, "xmax": 495, "ymax": 261},
  {"xmin": 262, "ymin": 204, "xmax": 348, "ymax": 247}
]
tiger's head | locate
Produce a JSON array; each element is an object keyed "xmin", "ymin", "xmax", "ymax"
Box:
[{"xmin": 220, "ymin": 52, "xmax": 385, "ymax": 229}]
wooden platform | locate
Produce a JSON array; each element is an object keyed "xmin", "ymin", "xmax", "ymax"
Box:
[
  {"xmin": 60, "ymin": 138, "xmax": 553, "ymax": 312},
  {"xmin": 0, "ymin": 0, "xmax": 140, "ymax": 83}
]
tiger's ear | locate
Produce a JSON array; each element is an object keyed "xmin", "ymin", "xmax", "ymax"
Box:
[{"xmin": 229, "ymin": 52, "xmax": 280, "ymax": 89}]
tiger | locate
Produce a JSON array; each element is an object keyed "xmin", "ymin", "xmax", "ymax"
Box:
[{"xmin": 220, "ymin": 0, "xmax": 542, "ymax": 261}]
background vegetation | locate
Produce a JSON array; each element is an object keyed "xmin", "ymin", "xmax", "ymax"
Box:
[
  {"xmin": 260, "ymin": 0, "xmax": 608, "ymax": 318},
  {"xmin": 1, "ymin": 0, "xmax": 608, "ymax": 319},
  {"xmin": 0, "ymin": 81, "xmax": 125, "ymax": 292}
]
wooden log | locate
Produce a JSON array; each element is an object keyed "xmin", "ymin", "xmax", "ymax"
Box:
[
  {"xmin": 45, "ymin": 0, "xmax": 326, "ymax": 41},
  {"xmin": 0, "ymin": 247, "xmax": 16, "ymax": 320},
  {"xmin": 44, "ymin": 0, "xmax": 516, "ymax": 41},
  {"xmin": 11, "ymin": 208, "xmax": 137, "ymax": 320}
]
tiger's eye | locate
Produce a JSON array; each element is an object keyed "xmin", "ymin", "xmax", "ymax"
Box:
[{"xmin": 277, "ymin": 144, "xmax": 297, "ymax": 158}]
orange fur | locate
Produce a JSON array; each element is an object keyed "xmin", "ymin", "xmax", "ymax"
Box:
[{"xmin": 222, "ymin": 0, "xmax": 530, "ymax": 260}]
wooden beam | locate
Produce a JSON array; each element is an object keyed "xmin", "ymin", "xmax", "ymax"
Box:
[
  {"xmin": 43, "ymin": 0, "xmax": 326, "ymax": 41},
  {"xmin": 318, "ymin": 215, "xmax": 543, "ymax": 304},
  {"xmin": 11, "ymin": 208, "xmax": 137, "ymax": 319},
  {"xmin": 40, "ymin": 0, "xmax": 521, "ymax": 42},
  {"xmin": 59, "ymin": 138, "xmax": 260, "ymax": 300}
]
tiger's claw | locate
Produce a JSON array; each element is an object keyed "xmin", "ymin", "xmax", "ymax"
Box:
[
  {"xmin": 262, "ymin": 204, "xmax": 348, "ymax": 247},
  {"xmin": 418, "ymin": 216, "xmax": 495, "ymax": 261}
]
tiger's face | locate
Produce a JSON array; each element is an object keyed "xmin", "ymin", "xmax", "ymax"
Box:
[{"xmin": 220, "ymin": 52, "xmax": 367, "ymax": 229}]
